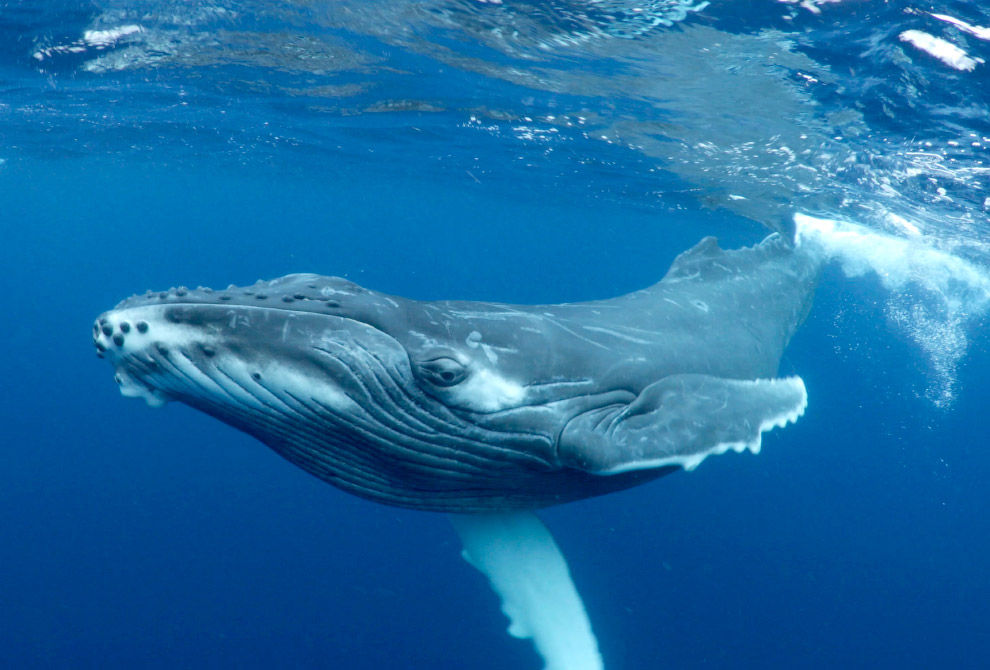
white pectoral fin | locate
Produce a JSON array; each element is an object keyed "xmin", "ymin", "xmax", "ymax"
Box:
[{"xmin": 449, "ymin": 512, "xmax": 604, "ymax": 670}]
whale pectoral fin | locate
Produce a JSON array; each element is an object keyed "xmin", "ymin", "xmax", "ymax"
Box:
[
  {"xmin": 559, "ymin": 374, "xmax": 808, "ymax": 474},
  {"xmin": 450, "ymin": 512, "xmax": 604, "ymax": 670}
]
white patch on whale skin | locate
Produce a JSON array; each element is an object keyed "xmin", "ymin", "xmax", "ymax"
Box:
[
  {"xmin": 466, "ymin": 330, "xmax": 506, "ymax": 364},
  {"xmin": 581, "ymin": 326, "xmax": 651, "ymax": 344},
  {"xmin": 451, "ymin": 369, "xmax": 527, "ymax": 412},
  {"xmin": 97, "ymin": 305, "xmax": 220, "ymax": 408},
  {"xmin": 448, "ymin": 309, "xmax": 531, "ymax": 322},
  {"xmin": 99, "ymin": 304, "xmax": 357, "ymax": 414},
  {"xmin": 250, "ymin": 361, "xmax": 357, "ymax": 412},
  {"xmin": 406, "ymin": 331, "xmax": 446, "ymax": 350},
  {"xmin": 105, "ymin": 305, "xmax": 218, "ymax": 354},
  {"xmin": 115, "ymin": 369, "xmax": 169, "ymax": 407}
]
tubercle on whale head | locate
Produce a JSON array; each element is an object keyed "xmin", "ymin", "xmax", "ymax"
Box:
[
  {"xmin": 93, "ymin": 273, "xmax": 393, "ymax": 395},
  {"xmin": 92, "ymin": 307, "xmax": 174, "ymax": 407},
  {"xmin": 109, "ymin": 273, "xmax": 369, "ymax": 315}
]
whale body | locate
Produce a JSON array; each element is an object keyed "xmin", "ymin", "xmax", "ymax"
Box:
[{"xmin": 92, "ymin": 233, "xmax": 820, "ymax": 670}]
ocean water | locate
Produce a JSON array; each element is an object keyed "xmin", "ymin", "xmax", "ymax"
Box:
[{"xmin": 2, "ymin": 1, "xmax": 990, "ymax": 668}]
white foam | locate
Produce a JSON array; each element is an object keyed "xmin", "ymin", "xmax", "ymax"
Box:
[
  {"xmin": 796, "ymin": 213, "xmax": 990, "ymax": 406},
  {"xmin": 899, "ymin": 30, "xmax": 984, "ymax": 72},
  {"xmin": 776, "ymin": 0, "xmax": 843, "ymax": 15},
  {"xmin": 451, "ymin": 511, "xmax": 603, "ymax": 670},
  {"xmin": 33, "ymin": 24, "xmax": 143, "ymax": 61},
  {"xmin": 796, "ymin": 214, "xmax": 990, "ymax": 296},
  {"xmin": 83, "ymin": 26, "xmax": 143, "ymax": 47},
  {"xmin": 887, "ymin": 302, "xmax": 968, "ymax": 407},
  {"xmin": 931, "ymin": 13, "xmax": 990, "ymax": 41}
]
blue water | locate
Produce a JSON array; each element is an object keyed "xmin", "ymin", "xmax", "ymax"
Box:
[{"xmin": 3, "ymin": 1, "xmax": 990, "ymax": 668}]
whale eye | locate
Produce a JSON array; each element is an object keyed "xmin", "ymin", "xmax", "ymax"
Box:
[{"xmin": 418, "ymin": 356, "xmax": 468, "ymax": 387}]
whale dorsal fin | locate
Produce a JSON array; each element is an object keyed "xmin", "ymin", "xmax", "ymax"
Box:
[{"xmin": 662, "ymin": 233, "xmax": 792, "ymax": 283}]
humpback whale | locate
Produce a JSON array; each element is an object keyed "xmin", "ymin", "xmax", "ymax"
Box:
[{"xmin": 93, "ymin": 233, "xmax": 819, "ymax": 670}]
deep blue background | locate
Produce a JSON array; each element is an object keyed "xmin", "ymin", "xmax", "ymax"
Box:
[{"xmin": 1, "ymin": 154, "xmax": 988, "ymax": 669}]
